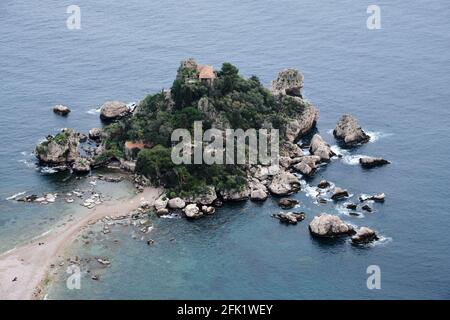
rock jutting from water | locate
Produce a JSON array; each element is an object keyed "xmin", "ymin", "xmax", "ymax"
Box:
[
  {"xmin": 359, "ymin": 157, "xmax": 390, "ymax": 169},
  {"xmin": 309, "ymin": 214, "xmax": 355, "ymax": 238},
  {"xmin": 272, "ymin": 212, "xmax": 306, "ymax": 224},
  {"xmin": 333, "ymin": 115, "xmax": 370, "ymax": 146},
  {"xmin": 53, "ymin": 104, "xmax": 71, "ymax": 116},
  {"xmin": 100, "ymin": 101, "xmax": 131, "ymax": 121},
  {"xmin": 351, "ymin": 227, "xmax": 379, "ymax": 244}
]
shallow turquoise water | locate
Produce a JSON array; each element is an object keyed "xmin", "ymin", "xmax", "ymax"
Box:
[{"xmin": 1, "ymin": 0, "xmax": 449, "ymax": 299}]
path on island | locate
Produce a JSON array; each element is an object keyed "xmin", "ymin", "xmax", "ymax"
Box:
[{"xmin": 0, "ymin": 187, "xmax": 162, "ymax": 300}]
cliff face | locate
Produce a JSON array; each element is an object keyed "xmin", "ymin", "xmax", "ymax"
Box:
[{"xmin": 35, "ymin": 128, "xmax": 79, "ymax": 164}]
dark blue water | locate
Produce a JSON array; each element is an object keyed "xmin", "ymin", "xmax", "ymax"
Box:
[{"xmin": 1, "ymin": 1, "xmax": 449, "ymax": 299}]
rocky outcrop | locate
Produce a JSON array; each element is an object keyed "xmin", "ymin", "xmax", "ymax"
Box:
[
  {"xmin": 309, "ymin": 134, "xmax": 335, "ymax": 162},
  {"xmin": 168, "ymin": 197, "xmax": 186, "ymax": 210},
  {"xmin": 268, "ymin": 171, "xmax": 300, "ymax": 196},
  {"xmin": 201, "ymin": 205, "xmax": 215, "ymax": 215},
  {"xmin": 359, "ymin": 157, "xmax": 390, "ymax": 168},
  {"xmin": 292, "ymin": 156, "xmax": 321, "ymax": 177},
  {"xmin": 72, "ymin": 158, "xmax": 91, "ymax": 173},
  {"xmin": 271, "ymin": 69, "xmax": 304, "ymax": 97},
  {"xmin": 220, "ymin": 186, "xmax": 251, "ymax": 201},
  {"xmin": 53, "ymin": 104, "xmax": 71, "ymax": 116},
  {"xmin": 249, "ymin": 178, "xmax": 268, "ymax": 201},
  {"xmin": 183, "ymin": 186, "xmax": 217, "ymax": 205},
  {"xmin": 285, "ymin": 102, "xmax": 319, "ymax": 142},
  {"xmin": 351, "ymin": 227, "xmax": 379, "ymax": 244},
  {"xmin": 281, "ymin": 141, "xmax": 303, "ymax": 158},
  {"xmin": 184, "ymin": 204, "xmax": 202, "ymax": 219},
  {"xmin": 309, "ymin": 214, "xmax": 355, "ymax": 237},
  {"xmin": 35, "ymin": 128, "xmax": 79, "ymax": 165},
  {"xmin": 100, "ymin": 101, "xmax": 130, "ymax": 121},
  {"xmin": 361, "ymin": 204, "xmax": 372, "ymax": 212},
  {"xmin": 154, "ymin": 194, "xmax": 168, "ymax": 211},
  {"xmin": 333, "ymin": 115, "xmax": 370, "ymax": 146},
  {"xmin": 331, "ymin": 187, "xmax": 349, "ymax": 200},
  {"xmin": 272, "ymin": 212, "xmax": 305, "ymax": 224},
  {"xmin": 89, "ymin": 128, "xmax": 103, "ymax": 141},
  {"xmin": 278, "ymin": 198, "xmax": 299, "ymax": 209}
]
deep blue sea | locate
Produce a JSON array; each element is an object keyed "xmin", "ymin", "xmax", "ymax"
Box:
[{"xmin": 0, "ymin": 0, "xmax": 449, "ymax": 299}]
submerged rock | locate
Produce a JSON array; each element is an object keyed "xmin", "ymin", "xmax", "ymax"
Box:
[
  {"xmin": 53, "ymin": 104, "xmax": 71, "ymax": 116},
  {"xmin": 268, "ymin": 171, "xmax": 300, "ymax": 196},
  {"xmin": 359, "ymin": 157, "xmax": 390, "ymax": 169},
  {"xmin": 351, "ymin": 227, "xmax": 379, "ymax": 244},
  {"xmin": 309, "ymin": 134, "xmax": 335, "ymax": 162},
  {"xmin": 278, "ymin": 198, "xmax": 299, "ymax": 209},
  {"xmin": 333, "ymin": 115, "xmax": 370, "ymax": 146},
  {"xmin": 272, "ymin": 212, "xmax": 305, "ymax": 224},
  {"xmin": 309, "ymin": 214, "xmax": 354, "ymax": 237},
  {"xmin": 100, "ymin": 101, "xmax": 130, "ymax": 121}
]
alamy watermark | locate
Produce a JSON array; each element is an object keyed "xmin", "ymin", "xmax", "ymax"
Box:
[
  {"xmin": 66, "ymin": 265, "xmax": 81, "ymax": 290},
  {"xmin": 66, "ymin": 5, "xmax": 81, "ymax": 30},
  {"xmin": 366, "ymin": 265, "xmax": 381, "ymax": 290},
  {"xmin": 367, "ymin": 5, "xmax": 381, "ymax": 30},
  {"xmin": 171, "ymin": 121, "xmax": 279, "ymax": 166}
]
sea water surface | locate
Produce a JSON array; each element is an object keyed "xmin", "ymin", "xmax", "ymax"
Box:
[{"xmin": 0, "ymin": 0, "xmax": 449, "ymax": 299}]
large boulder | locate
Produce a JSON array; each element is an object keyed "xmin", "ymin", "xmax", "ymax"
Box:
[
  {"xmin": 351, "ymin": 227, "xmax": 379, "ymax": 244},
  {"xmin": 272, "ymin": 212, "xmax": 306, "ymax": 225},
  {"xmin": 184, "ymin": 204, "xmax": 202, "ymax": 219},
  {"xmin": 72, "ymin": 158, "xmax": 91, "ymax": 173},
  {"xmin": 309, "ymin": 134, "xmax": 335, "ymax": 162},
  {"xmin": 89, "ymin": 128, "xmax": 103, "ymax": 141},
  {"xmin": 154, "ymin": 194, "xmax": 168, "ymax": 211},
  {"xmin": 281, "ymin": 141, "xmax": 303, "ymax": 158},
  {"xmin": 331, "ymin": 187, "xmax": 349, "ymax": 200},
  {"xmin": 183, "ymin": 186, "xmax": 217, "ymax": 205},
  {"xmin": 292, "ymin": 156, "xmax": 321, "ymax": 177},
  {"xmin": 53, "ymin": 104, "xmax": 71, "ymax": 116},
  {"xmin": 333, "ymin": 115, "xmax": 370, "ymax": 146},
  {"xmin": 249, "ymin": 178, "xmax": 268, "ymax": 201},
  {"xmin": 168, "ymin": 197, "xmax": 186, "ymax": 210},
  {"xmin": 278, "ymin": 198, "xmax": 299, "ymax": 209},
  {"xmin": 35, "ymin": 128, "xmax": 79, "ymax": 165},
  {"xmin": 309, "ymin": 214, "xmax": 355, "ymax": 237},
  {"xmin": 271, "ymin": 69, "xmax": 304, "ymax": 97},
  {"xmin": 359, "ymin": 157, "xmax": 390, "ymax": 169},
  {"xmin": 100, "ymin": 101, "xmax": 130, "ymax": 121},
  {"xmin": 268, "ymin": 171, "xmax": 300, "ymax": 196},
  {"xmin": 285, "ymin": 102, "xmax": 319, "ymax": 142}
]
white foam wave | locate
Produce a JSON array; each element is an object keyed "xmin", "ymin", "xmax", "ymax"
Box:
[
  {"xmin": 6, "ymin": 191, "xmax": 27, "ymax": 200},
  {"xmin": 367, "ymin": 131, "xmax": 392, "ymax": 143},
  {"xmin": 341, "ymin": 154, "xmax": 367, "ymax": 166},
  {"xmin": 40, "ymin": 167, "xmax": 58, "ymax": 174},
  {"xmin": 18, "ymin": 159, "xmax": 36, "ymax": 169},
  {"xmin": 87, "ymin": 107, "xmax": 101, "ymax": 115}
]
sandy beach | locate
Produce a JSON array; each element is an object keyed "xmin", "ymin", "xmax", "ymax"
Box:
[{"xmin": 0, "ymin": 187, "xmax": 161, "ymax": 300}]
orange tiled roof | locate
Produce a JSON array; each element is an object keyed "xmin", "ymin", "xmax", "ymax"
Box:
[
  {"xmin": 197, "ymin": 65, "xmax": 215, "ymax": 79},
  {"xmin": 125, "ymin": 141, "xmax": 146, "ymax": 149}
]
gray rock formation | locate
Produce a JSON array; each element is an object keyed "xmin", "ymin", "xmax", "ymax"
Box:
[
  {"xmin": 351, "ymin": 227, "xmax": 379, "ymax": 244},
  {"xmin": 285, "ymin": 101, "xmax": 319, "ymax": 142},
  {"xmin": 292, "ymin": 155, "xmax": 321, "ymax": 177},
  {"xmin": 89, "ymin": 128, "xmax": 103, "ymax": 141},
  {"xmin": 331, "ymin": 187, "xmax": 349, "ymax": 200},
  {"xmin": 249, "ymin": 178, "xmax": 268, "ymax": 201},
  {"xmin": 271, "ymin": 69, "xmax": 304, "ymax": 97},
  {"xmin": 317, "ymin": 180, "xmax": 331, "ymax": 189},
  {"xmin": 100, "ymin": 101, "xmax": 130, "ymax": 121},
  {"xmin": 53, "ymin": 104, "xmax": 71, "ymax": 116},
  {"xmin": 333, "ymin": 115, "xmax": 370, "ymax": 146},
  {"xmin": 309, "ymin": 134, "xmax": 335, "ymax": 162},
  {"xmin": 309, "ymin": 214, "xmax": 355, "ymax": 237},
  {"xmin": 72, "ymin": 158, "xmax": 91, "ymax": 173},
  {"xmin": 183, "ymin": 186, "xmax": 217, "ymax": 205},
  {"xmin": 168, "ymin": 197, "xmax": 186, "ymax": 210},
  {"xmin": 154, "ymin": 194, "xmax": 168, "ymax": 211},
  {"xmin": 359, "ymin": 193, "xmax": 385, "ymax": 202},
  {"xmin": 278, "ymin": 198, "xmax": 299, "ymax": 209},
  {"xmin": 35, "ymin": 128, "xmax": 79, "ymax": 165},
  {"xmin": 359, "ymin": 157, "xmax": 390, "ymax": 168},
  {"xmin": 220, "ymin": 186, "xmax": 251, "ymax": 201},
  {"xmin": 272, "ymin": 212, "xmax": 306, "ymax": 224},
  {"xmin": 268, "ymin": 171, "xmax": 300, "ymax": 195},
  {"xmin": 184, "ymin": 204, "xmax": 202, "ymax": 219}
]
